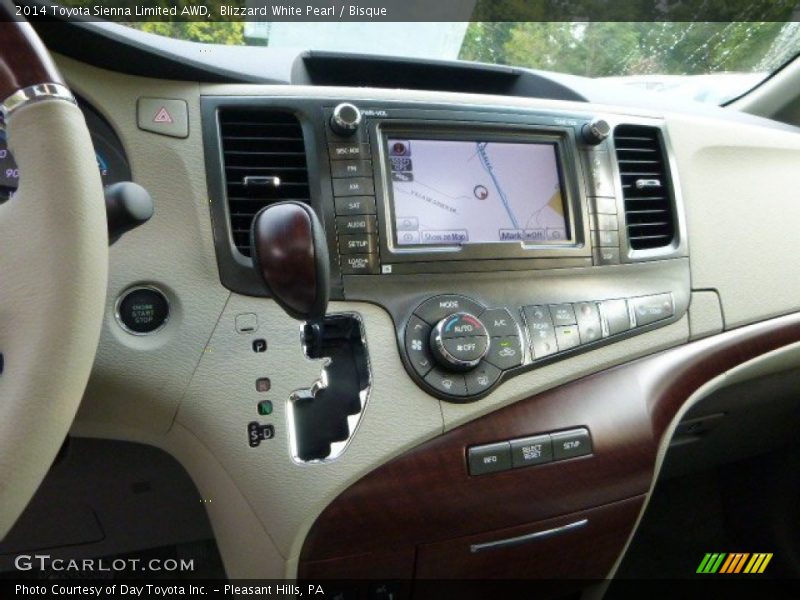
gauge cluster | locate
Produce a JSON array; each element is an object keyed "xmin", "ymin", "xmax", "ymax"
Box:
[{"xmin": 0, "ymin": 98, "xmax": 130, "ymax": 202}]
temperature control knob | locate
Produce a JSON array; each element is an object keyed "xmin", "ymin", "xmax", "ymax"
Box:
[
  {"xmin": 330, "ymin": 103, "xmax": 362, "ymax": 136},
  {"xmin": 581, "ymin": 118, "xmax": 611, "ymax": 145},
  {"xmin": 430, "ymin": 312, "xmax": 489, "ymax": 372}
]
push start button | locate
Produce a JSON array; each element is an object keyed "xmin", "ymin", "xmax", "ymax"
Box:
[{"xmin": 116, "ymin": 286, "xmax": 170, "ymax": 334}]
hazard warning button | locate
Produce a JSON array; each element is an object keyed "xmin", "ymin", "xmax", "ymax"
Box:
[{"xmin": 137, "ymin": 97, "xmax": 189, "ymax": 138}]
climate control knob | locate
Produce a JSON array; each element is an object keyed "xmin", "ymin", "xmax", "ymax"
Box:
[
  {"xmin": 330, "ymin": 103, "xmax": 362, "ymax": 136},
  {"xmin": 430, "ymin": 312, "xmax": 489, "ymax": 372}
]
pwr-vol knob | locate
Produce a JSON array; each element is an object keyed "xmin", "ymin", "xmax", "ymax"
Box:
[
  {"xmin": 430, "ymin": 312, "xmax": 489, "ymax": 371},
  {"xmin": 330, "ymin": 103, "xmax": 362, "ymax": 136}
]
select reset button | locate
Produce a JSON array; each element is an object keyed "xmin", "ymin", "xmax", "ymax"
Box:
[{"xmin": 468, "ymin": 441, "xmax": 512, "ymax": 476}]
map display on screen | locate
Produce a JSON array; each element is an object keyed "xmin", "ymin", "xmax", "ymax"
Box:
[{"xmin": 387, "ymin": 138, "xmax": 567, "ymax": 246}]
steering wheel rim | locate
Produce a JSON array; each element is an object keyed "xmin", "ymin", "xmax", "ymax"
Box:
[{"xmin": 0, "ymin": 6, "xmax": 108, "ymax": 539}]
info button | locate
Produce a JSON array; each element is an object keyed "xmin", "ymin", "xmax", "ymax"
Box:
[{"xmin": 468, "ymin": 441, "xmax": 512, "ymax": 476}]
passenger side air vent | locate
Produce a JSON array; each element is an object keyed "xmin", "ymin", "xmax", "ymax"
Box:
[
  {"xmin": 614, "ymin": 125, "xmax": 675, "ymax": 250},
  {"xmin": 218, "ymin": 109, "xmax": 309, "ymax": 256}
]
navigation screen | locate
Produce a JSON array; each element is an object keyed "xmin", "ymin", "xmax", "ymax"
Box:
[{"xmin": 387, "ymin": 138, "xmax": 567, "ymax": 246}]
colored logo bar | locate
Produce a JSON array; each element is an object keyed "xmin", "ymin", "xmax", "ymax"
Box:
[{"xmin": 697, "ymin": 553, "xmax": 773, "ymax": 574}]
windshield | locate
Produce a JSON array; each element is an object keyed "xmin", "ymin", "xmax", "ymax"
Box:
[{"xmin": 125, "ymin": 21, "xmax": 800, "ymax": 104}]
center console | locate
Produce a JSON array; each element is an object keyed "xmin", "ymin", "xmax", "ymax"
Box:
[{"xmin": 202, "ymin": 95, "xmax": 689, "ymax": 402}]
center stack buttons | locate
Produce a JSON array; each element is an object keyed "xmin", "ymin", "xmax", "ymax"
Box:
[
  {"xmin": 328, "ymin": 103, "xmax": 380, "ymax": 275},
  {"xmin": 404, "ymin": 295, "xmax": 524, "ymax": 401}
]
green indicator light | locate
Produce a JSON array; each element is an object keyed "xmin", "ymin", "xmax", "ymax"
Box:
[{"xmin": 257, "ymin": 400, "xmax": 273, "ymax": 416}]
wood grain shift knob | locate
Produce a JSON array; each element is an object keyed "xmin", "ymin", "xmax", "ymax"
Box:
[{"xmin": 250, "ymin": 201, "xmax": 330, "ymax": 321}]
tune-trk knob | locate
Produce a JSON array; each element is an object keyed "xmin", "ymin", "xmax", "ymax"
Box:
[
  {"xmin": 330, "ymin": 103, "xmax": 362, "ymax": 136},
  {"xmin": 429, "ymin": 312, "xmax": 489, "ymax": 372},
  {"xmin": 581, "ymin": 118, "xmax": 611, "ymax": 145}
]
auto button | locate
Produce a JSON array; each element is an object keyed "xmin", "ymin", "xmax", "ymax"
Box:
[
  {"xmin": 430, "ymin": 312, "xmax": 489, "ymax": 371},
  {"xmin": 439, "ymin": 313, "xmax": 487, "ymax": 339}
]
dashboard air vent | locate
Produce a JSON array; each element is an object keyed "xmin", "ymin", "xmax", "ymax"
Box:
[
  {"xmin": 614, "ymin": 125, "xmax": 675, "ymax": 250},
  {"xmin": 218, "ymin": 109, "xmax": 309, "ymax": 256}
]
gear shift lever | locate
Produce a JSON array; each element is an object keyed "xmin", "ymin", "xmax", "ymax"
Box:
[
  {"xmin": 250, "ymin": 201, "xmax": 330, "ymax": 322},
  {"xmin": 251, "ymin": 201, "xmax": 370, "ymax": 461}
]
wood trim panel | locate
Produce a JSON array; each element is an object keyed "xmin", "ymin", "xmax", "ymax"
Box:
[
  {"xmin": 415, "ymin": 495, "xmax": 644, "ymax": 580},
  {"xmin": 0, "ymin": 8, "xmax": 64, "ymax": 102},
  {"xmin": 299, "ymin": 312, "xmax": 800, "ymax": 577}
]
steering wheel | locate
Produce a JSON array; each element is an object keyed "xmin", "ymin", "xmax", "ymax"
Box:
[{"xmin": 0, "ymin": 9, "xmax": 108, "ymax": 539}]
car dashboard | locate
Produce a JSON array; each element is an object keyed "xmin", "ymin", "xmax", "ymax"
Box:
[{"xmin": 13, "ymin": 38, "xmax": 800, "ymax": 590}]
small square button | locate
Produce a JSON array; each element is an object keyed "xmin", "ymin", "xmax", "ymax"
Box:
[
  {"xmin": 467, "ymin": 442, "xmax": 511, "ymax": 475},
  {"xmin": 550, "ymin": 304, "xmax": 577, "ymax": 326},
  {"xmin": 137, "ymin": 98, "xmax": 189, "ymax": 138},
  {"xmin": 256, "ymin": 378, "xmax": 271, "ymax": 393},
  {"xmin": 252, "ymin": 339, "xmax": 267, "ymax": 353},
  {"xmin": 555, "ymin": 325, "xmax": 581, "ymax": 351},
  {"xmin": 510, "ymin": 435, "xmax": 553, "ymax": 468},
  {"xmin": 257, "ymin": 400, "xmax": 273, "ymax": 416},
  {"xmin": 551, "ymin": 428, "xmax": 592, "ymax": 460},
  {"xmin": 235, "ymin": 313, "xmax": 258, "ymax": 334}
]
